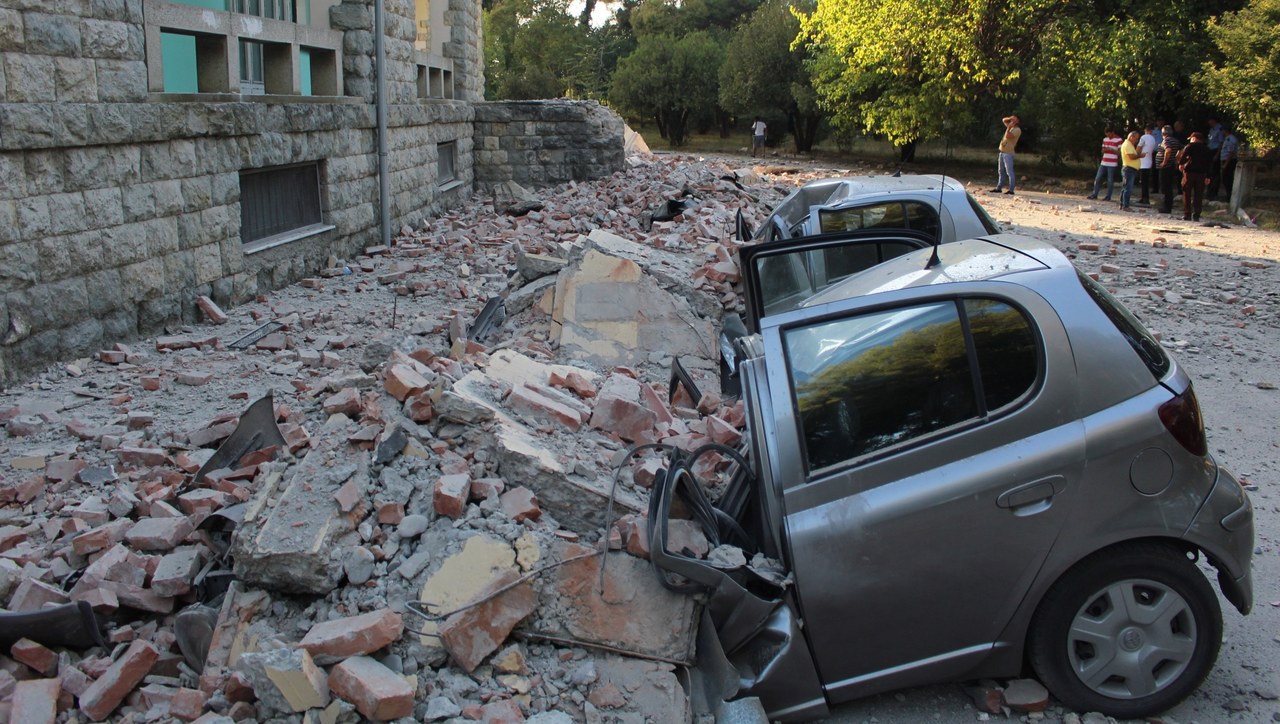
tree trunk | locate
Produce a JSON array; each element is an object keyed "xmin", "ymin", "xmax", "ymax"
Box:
[
  {"xmin": 717, "ymin": 108, "xmax": 732, "ymax": 139},
  {"xmin": 654, "ymin": 113, "xmax": 668, "ymax": 141},
  {"xmin": 662, "ymin": 109, "xmax": 689, "ymax": 147},
  {"xmin": 790, "ymin": 110, "xmax": 821, "ymax": 154}
]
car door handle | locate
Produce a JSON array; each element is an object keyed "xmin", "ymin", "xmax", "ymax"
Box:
[{"xmin": 997, "ymin": 475, "xmax": 1066, "ymax": 509}]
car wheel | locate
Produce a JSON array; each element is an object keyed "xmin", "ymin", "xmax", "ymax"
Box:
[{"xmin": 1028, "ymin": 543, "xmax": 1222, "ymax": 719}]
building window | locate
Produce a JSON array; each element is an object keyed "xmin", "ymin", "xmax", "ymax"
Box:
[
  {"xmin": 239, "ymin": 40, "xmax": 266, "ymax": 95},
  {"xmin": 240, "ymin": 162, "xmax": 329, "ymax": 249},
  {"xmin": 438, "ymin": 142, "xmax": 456, "ymax": 185}
]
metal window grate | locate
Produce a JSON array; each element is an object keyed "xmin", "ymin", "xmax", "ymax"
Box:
[
  {"xmin": 240, "ymin": 163, "xmax": 323, "ymax": 243},
  {"xmin": 438, "ymin": 141, "xmax": 456, "ymax": 184}
]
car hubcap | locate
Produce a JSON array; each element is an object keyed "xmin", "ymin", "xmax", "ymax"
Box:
[{"xmin": 1066, "ymin": 579, "xmax": 1197, "ymax": 699}]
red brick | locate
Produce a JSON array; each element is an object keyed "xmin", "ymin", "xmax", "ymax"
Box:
[
  {"xmin": 78, "ymin": 639, "xmax": 159, "ymax": 721},
  {"xmin": 116, "ymin": 445, "xmax": 170, "ymax": 468},
  {"xmin": 299, "ymin": 609, "xmax": 404, "ymax": 663},
  {"xmin": 322, "ymin": 388, "xmax": 362, "ymax": 416},
  {"xmin": 639, "ymin": 382, "xmax": 675, "ymax": 426},
  {"xmin": 196, "ymin": 296, "xmax": 228, "ymax": 324},
  {"xmin": 507, "ymin": 386, "xmax": 582, "ymax": 431},
  {"xmin": 470, "ymin": 477, "xmax": 505, "ymax": 501},
  {"xmin": 124, "ymin": 516, "xmax": 194, "ymax": 551},
  {"xmin": 8, "ymin": 579, "xmax": 70, "ymax": 611},
  {"xmin": 632, "ymin": 458, "xmax": 663, "ymax": 489},
  {"xmin": 403, "ymin": 392, "xmax": 435, "ymax": 423},
  {"xmin": 327, "ymin": 656, "xmax": 414, "ymax": 721},
  {"xmin": 0, "ymin": 475, "xmax": 45, "ymax": 503},
  {"xmin": 175, "ymin": 371, "xmax": 214, "ymax": 386},
  {"xmin": 704, "ymin": 415, "xmax": 742, "ymax": 446},
  {"xmin": 99, "ymin": 350, "xmax": 127, "ymax": 364},
  {"xmin": 549, "ymin": 370, "xmax": 597, "ymax": 398},
  {"xmin": 177, "ymin": 489, "xmax": 229, "ymax": 515},
  {"xmin": 376, "ymin": 502, "xmax": 404, "ymax": 525},
  {"xmin": 588, "ymin": 396, "xmax": 657, "ymax": 443},
  {"xmin": 433, "ymin": 473, "xmax": 471, "ymax": 519},
  {"xmin": 140, "ymin": 376, "xmax": 162, "ymax": 391},
  {"xmin": 170, "ymin": 687, "xmax": 208, "ymax": 721},
  {"xmin": 11, "ymin": 638, "xmax": 57, "ymax": 675},
  {"xmin": 480, "ymin": 698, "xmax": 526, "ymax": 723},
  {"xmin": 151, "ymin": 546, "xmax": 206, "ymax": 597},
  {"xmin": 384, "ymin": 364, "xmax": 430, "ymax": 402},
  {"xmin": 499, "ymin": 486, "xmax": 541, "ymax": 523},
  {"xmin": 255, "ymin": 332, "xmax": 288, "ymax": 351},
  {"xmin": 11, "ymin": 677, "xmax": 60, "ymax": 724},
  {"xmin": 439, "ymin": 570, "xmax": 538, "ymax": 672},
  {"xmin": 71, "ymin": 520, "xmax": 130, "ymax": 555}
]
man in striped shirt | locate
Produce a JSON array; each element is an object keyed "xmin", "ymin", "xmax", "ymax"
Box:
[{"xmin": 1086, "ymin": 128, "xmax": 1123, "ymax": 201}]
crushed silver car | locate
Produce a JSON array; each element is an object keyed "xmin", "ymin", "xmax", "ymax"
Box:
[{"xmin": 650, "ymin": 233, "xmax": 1254, "ymax": 721}]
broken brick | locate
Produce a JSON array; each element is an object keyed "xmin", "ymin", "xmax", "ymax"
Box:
[
  {"xmin": 384, "ymin": 364, "xmax": 430, "ymax": 402},
  {"xmin": 11, "ymin": 638, "xmax": 58, "ymax": 676},
  {"xmin": 78, "ymin": 639, "xmax": 159, "ymax": 721},
  {"xmin": 298, "ymin": 609, "xmax": 404, "ymax": 664},
  {"xmin": 170, "ymin": 687, "xmax": 208, "ymax": 721},
  {"xmin": 439, "ymin": 569, "xmax": 538, "ymax": 672},
  {"xmin": 433, "ymin": 473, "xmax": 472, "ymax": 518},
  {"xmin": 322, "ymin": 388, "xmax": 362, "ymax": 416},
  {"xmin": 124, "ymin": 516, "xmax": 194, "ymax": 551},
  {"xmin": 507, "ymin": 385, "xmax": 583, "ymax": 431},
  {"xmin": 328, "ymin": 656, "xmax": 414, "ymax": 721},
  {"xmin": 196, "ymin": 296, "xmax": 229, "ymax": 324},
  {"xmin": 10, "ymin": 677, "xmax": 60, "ymax": 724},
  {"xmin": 499, "ymin": 487, "xmax": 541, "ymax": 523}
]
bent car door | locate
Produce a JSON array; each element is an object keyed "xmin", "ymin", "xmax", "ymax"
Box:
[
  {"xmin": 738, "ymin": 230, "xmax": 935, "ymax": 332},
  {"xmin": 758, "ymin": 282, "xmax": 1086, "ymax": 702}
]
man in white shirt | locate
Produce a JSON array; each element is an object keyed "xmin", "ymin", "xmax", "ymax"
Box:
[
  {"xmin": 751, "ymin": 117, "xmax": 767, "ymax": 157},
  {"xmin": 1138, "ymin": 123, "xmax": 1158, "ymax": 205}
]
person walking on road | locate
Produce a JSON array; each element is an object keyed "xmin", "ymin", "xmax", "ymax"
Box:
[
  {"xmin": 992, "ymin": 115, "xmax": 1021, "ymax": 195},
  {"xmin": 750, "ymin": 117, "xmax": 767, "ymax": 158},
  {"xmin": 1087, "ymin": 128, "xmax": 1123, "ymax": 201},
  {"xmin": 1177, "ymin": 131, "xmax": 1213, "ymax": 222}
]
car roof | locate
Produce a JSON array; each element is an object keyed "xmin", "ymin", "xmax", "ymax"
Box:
[
  {"xmin": 800, "ymin": 234, "xmax": 1067, "ymax": 307},
  {"xmin": 763, "ymin": 174, "xmax": 969, "ymax": 236}
]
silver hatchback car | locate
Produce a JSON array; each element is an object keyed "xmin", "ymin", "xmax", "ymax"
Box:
[{"xmin": 649, "ymin": 234, "xmax": 1253, "ymax": 721}]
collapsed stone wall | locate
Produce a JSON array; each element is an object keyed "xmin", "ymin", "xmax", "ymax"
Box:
[{"xmin": 473, "ymin": 100, "xmax": 625, "ymax": 191}]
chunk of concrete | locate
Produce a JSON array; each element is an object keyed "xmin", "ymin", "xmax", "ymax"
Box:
[
  {"xmin": 531, "ymin": 544, "xmax": 698, "ymax": 664},
  {"xmin": 231, "ymin": 415, "xmax": 369, "ymax": 594},
  {"xmin": 416, "ymin": 535, "xmax": 516, "ymax": 652},
  {"xmin": 551, "ymin": 248, "xmax": 716, "ymax": 367},
  {"xmin": 235, "ymin": 647, "xmax": 329, "ymax": 714}
]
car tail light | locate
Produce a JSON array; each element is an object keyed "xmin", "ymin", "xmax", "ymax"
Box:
[{"xmin": 1158, "ymin": 385, "xmax": 1207, "ymax": 456}]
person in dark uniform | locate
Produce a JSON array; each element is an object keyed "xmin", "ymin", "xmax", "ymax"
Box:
[{"xmin": 1176, "ymin": 132, "xmax": 1213, "ymax": 222}]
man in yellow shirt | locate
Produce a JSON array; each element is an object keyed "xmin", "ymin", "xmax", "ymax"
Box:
[
  {"xmin": 1119, "ymin": 130, "xmax": 1142, "ymax": 210},
  {"xmin": 991, "ymin": 115, "xmax": 1021, "ymax": 195}
]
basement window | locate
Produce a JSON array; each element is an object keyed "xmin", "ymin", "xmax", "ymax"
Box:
[
  {"xmin": 240, "ymin": 162, "xmax": 334, "ymax": 253},
  {"xmin": 438, "ymin": 141, "xmax": 457, "ymax": 185}
]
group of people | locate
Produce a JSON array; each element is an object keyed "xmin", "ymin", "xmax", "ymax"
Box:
[
  {"xmin": 1086, "ymin": 119, "xmax": 1240, "ymax": 221},
  {"xmin": 990, "ymin": 115, "xmax": 1242, "ymax": 223}
]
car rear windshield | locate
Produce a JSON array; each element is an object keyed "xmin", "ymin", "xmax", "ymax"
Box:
[
  {"xmin": 1076, "ymin": 270, "xmax": 1171, "ymax": 380},
  {"xmin": 966, "ymin": 193, "xmax": 1002, "ymax": 235}
]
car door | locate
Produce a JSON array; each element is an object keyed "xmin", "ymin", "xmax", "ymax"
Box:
[
  {"xmin": 738, "ymin": 230, "xmax": 935, "ymax": 333},
  {"xmin": 758, "ymin": 282, "xmax": 1086, "ymax": 702}
]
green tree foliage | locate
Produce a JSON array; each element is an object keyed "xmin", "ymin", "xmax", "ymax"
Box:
[
  {"xmin": 609, "ymin": 32, "xmax": 725, "ymax": 146},
  {"xmin": 796, "ymin": 0, "xmax": 1061, "ymax": 145},
  {"xmin": 719, "ymin": 0, "xmax": 824, "ymax": 151},
  {"xmin": 1198, "ymin": 0, "xmax": 1280, "ymax": 152},
  {"xmin": 484, "ymin": 0, "xmax": 620, "ymax": 100}
]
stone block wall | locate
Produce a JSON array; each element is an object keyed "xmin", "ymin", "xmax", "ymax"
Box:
[{"xmin": 473, "ymin": 100, "xmax": 624, "ymax": 190}]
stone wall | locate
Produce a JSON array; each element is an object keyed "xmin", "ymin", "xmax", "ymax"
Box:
[
  {"xmin": 0, "ymin": 0, "xmax": 483, "ymax": 382},
  {"xmin": 473, "ymin": 101, "xmax": 625, "ymax": 190}
]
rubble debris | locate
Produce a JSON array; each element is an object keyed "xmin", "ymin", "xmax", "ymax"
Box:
[
  {"xmin": 299, "ymin": 608, "xmax": 404, "ymax": 664},
  {"xmin": 231, "ymin": 414, "xmax": 369, "ymax": 594}
]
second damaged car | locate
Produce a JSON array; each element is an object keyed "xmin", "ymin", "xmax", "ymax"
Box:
[{"xmin": 648, "ymin": 234, "xmax": 1253, "ymax": 721}]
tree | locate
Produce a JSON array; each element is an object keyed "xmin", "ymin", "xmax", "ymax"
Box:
[
  {"xmin": 609, "ymin": 32, "xmax": 725, "ymax": 146},
  {"xmin": 1198, "ymin": 0, "xmax": 1280, "ymax": 152},
  {"xmin": 719, "ymin": 0, "xmax": 824, "ymax": 152},
  {"xmin": 796, "ymin": 0, "xmax": 1061, "ymax": 144},
  {"xmin": 484, "ymin": 0, "xmax": 596, "ymax": 99}
]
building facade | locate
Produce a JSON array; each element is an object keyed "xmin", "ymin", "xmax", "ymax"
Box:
[{"xmin": 0, "ymin": 0, "xmax": 622, "ymax": 381}]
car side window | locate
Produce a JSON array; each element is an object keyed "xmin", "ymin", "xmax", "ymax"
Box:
[{"xmin": 783, "ymin": 297, "xmax": 1038, "ymax": 474}]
